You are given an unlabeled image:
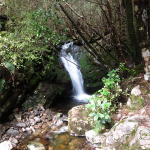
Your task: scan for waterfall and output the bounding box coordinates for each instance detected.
[60,42,90,100]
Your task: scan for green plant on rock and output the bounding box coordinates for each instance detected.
[86,67,127,134]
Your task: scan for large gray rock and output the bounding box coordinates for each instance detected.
[106,120,139,146]
[85,113,150,149]
[68,104,94,136]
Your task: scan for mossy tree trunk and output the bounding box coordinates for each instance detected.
[0,72,41,122]
[134,0,150,41]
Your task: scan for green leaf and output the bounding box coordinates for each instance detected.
[0,79,5,92]
[89,113,95,117]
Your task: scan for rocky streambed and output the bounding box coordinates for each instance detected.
[0,104,95,150]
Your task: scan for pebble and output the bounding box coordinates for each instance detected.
[45,109,51,115]
[34,109,40,116]
[0,104,70,150]
[25,112,31,116]
[9,137,18,144]
[28,107,33,112]
[7,129,19,135]
[15,114,22,123]
[116,113,122,121]
[34,117,41,123]
[30,126,35,133]
[42,124,47,129]
[16,123,26,128]
[47,116,52,121]
[56,119,63,127]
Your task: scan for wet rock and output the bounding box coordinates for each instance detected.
[9,137,18,144]
[56,119,63,127]
[25,112,31,116]
[26,127,32,134]
[0,141,13,150]
[15,114,22,123]
[30,126,35,133]
[47,116,52,121]
[16,123,26,128]
[28,107,33,112]
[34,117,41,123]
[27,140,46,150]
[41,117,47,123]
[43,113,47,117]
[7,129,19,135]
[41,124,47,129]
[37,104,45,111]
[34,109,40,116]
[22,128,26,132]
[52,126,68,134]
[56,113,63,118]
[45,109,51,115]
[29,118,35,125]
[68,104,94,136]
[116,113,122,121]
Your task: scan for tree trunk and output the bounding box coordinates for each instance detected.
[125,0,142,65]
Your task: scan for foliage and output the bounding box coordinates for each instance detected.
[79,51,108,83]
[0,79,5,92]
[3,62,15,75]
[119,63,137,77]
[86,66,128,133]
[0,0,70,86]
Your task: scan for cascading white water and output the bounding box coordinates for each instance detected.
[60,42,90,100]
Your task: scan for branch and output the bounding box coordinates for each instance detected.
[65,2,83,19]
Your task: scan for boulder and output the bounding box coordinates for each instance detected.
[106,120,139,146]
[68,104,94,136]
[85,113,150,149]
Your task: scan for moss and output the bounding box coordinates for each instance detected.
[113,120,125,131]
[131,129,136,136]
[137,96,144,107]
[140,82,147,87]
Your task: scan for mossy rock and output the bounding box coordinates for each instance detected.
[68,104,94,136]
[127,94,144,110]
